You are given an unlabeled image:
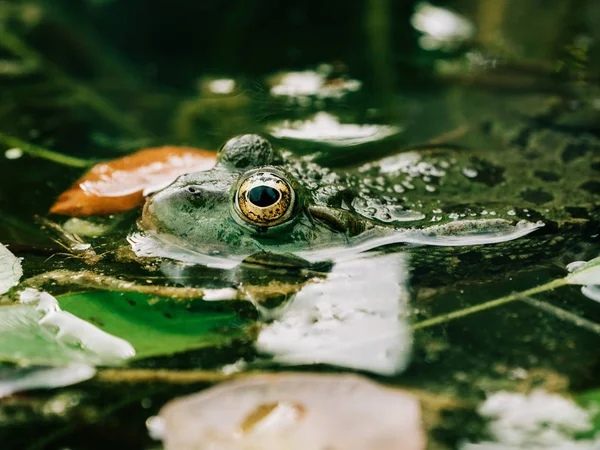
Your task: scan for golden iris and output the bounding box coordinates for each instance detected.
[234,171,295,227]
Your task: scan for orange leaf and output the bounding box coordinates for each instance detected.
[50,146,217,216]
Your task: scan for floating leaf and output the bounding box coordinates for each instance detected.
[0,364,96,398]
[0,243,21,294]
[157,374,425,450]
[57,291,250,360]
[566,257,600,285]
[50,146,216,216]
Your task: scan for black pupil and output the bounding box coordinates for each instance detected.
[248,185,280,207]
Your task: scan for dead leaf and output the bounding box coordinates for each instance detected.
[50,147,216,216]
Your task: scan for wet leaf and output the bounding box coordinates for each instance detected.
[566,257,600,285]
[257,253,412,375]
[0,243,22,294]
[576,389,600,437]
[49,146,216,216]
[57,291,251,360]
[464,390,600,449]
[0,289,250,366]
[0,289,134,366]
[157,374,425,450]
[0,365,96,398]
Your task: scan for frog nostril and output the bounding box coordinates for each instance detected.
[187,186,200,195]
[248,185,280,207]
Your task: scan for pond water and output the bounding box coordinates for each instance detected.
[0,1,599,449]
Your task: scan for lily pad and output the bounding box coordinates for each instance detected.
[0,243,22,294]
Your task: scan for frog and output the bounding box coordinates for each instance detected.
[137,88,600,284]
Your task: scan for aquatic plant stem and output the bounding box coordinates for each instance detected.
[412,278,567,330]
[519,295,600,335]
[0,29,149,137]
[0,132,92,168]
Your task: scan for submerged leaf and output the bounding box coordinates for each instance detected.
[463,390,600,449]
[0,289,250,367]
[0,243,22,294]
[57,291,250,360]
[157,374,425,450]
[256,253,411,375]
[0,289,134,366]
[50,146,216,216]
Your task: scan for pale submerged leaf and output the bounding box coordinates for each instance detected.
[0,242,22,294]
[156,374,425,450]
[256,253,411,376]
[0,364,95,398]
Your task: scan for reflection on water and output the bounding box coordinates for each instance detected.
[257,253,411,375]
[411,2,475,51]
[129,218,545,268]
[268,64,362,104]
[268,112,402,146]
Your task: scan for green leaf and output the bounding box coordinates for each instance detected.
[0,242,22,294]
[0,291,134,366]
[0,290,252,367]
[576,389,600,438]
[57,291,252,360]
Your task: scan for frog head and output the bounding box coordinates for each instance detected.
[140,135,367,257]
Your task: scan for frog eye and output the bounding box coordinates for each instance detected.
[234,171,296,228]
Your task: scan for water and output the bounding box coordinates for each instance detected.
[1,0,600,449]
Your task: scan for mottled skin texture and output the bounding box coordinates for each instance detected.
[141,93,599,281]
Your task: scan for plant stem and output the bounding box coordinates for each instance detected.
[0,133,94,168]
[519,295,600,335]
[0,132,92,168]
[0,29,149,137]
[412,277,568,330]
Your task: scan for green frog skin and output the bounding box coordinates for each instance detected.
[138,93,599,280]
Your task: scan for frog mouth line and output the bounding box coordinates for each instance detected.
[307,206,367,237]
